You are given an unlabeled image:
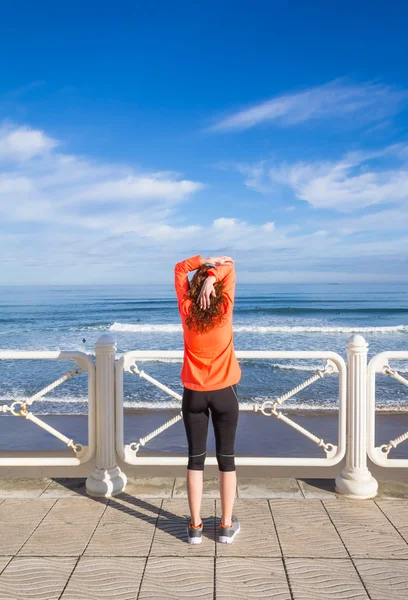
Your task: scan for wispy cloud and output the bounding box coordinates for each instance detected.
[2,121,408,283]
[209,80,407,132]
[243,143,408,211]
[0,122,204,230]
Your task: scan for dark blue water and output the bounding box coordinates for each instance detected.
[1,283,408,414]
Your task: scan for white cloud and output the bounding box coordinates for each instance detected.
[209,80,407,132]
[0,122,204,228]
[244,144,408,212]
[81,175,203,202]
[0,123,57,161]
[2,122,408,283]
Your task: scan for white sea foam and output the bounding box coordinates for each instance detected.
[109,322,408,334]
[2,394,408,414]
[0,394,88,404]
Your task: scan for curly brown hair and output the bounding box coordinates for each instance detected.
[184,265,228,334]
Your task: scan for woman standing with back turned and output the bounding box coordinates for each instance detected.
[174,254,241,544]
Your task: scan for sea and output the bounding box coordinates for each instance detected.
[1,283,408,416]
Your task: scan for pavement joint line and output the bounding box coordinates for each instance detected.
[38,478,53,497]
[374,500,408,547]
[136,556,148,600]
[14,498,58,556]
[170,477,176,497]
[136,499,163,600]
[0,556,12,576]
[321,499,372,599]
[214,500,218,557]
[57,555,81,600]
[6,553,408,560]
[267,500,294,600]
[295,478,305,498]
[213,555,216,600]
[80,499,109,556]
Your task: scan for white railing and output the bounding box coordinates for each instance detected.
[116,349,346,467]
[367,350,408,468]
[1,333,407,499]
[0,350,95,466]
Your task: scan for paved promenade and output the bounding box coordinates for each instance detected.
[0,477,408,599]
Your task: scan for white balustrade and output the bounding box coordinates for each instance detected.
[0,351,95,466]
[116,350,347,467]
[367,350,408,468]
[2,335,407,498]
[86,335,127,497]
[335,335,378,498]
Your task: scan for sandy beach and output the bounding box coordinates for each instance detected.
[1,410,407,460]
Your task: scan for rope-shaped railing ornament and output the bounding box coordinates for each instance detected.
[380,364,408,456]
[129,363,182,401]
[255,361,337,455]
[126,359,338,456]
[257,361,336,415]
[129,412,183,455]
[0,364,84,454]
[0,365,83,415]
[382,365,408,388]
[380,431,408,455]
[127,362,182,454]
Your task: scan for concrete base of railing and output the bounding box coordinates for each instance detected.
[335,467,378,499]
[86,465,127,497]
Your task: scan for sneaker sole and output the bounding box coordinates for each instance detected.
[218,525,240,544]
[186,526,203,544]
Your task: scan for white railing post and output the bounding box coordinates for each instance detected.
[86,334,127,497]
[335,334,378,498]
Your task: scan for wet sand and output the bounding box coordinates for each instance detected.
[1,411,407,460]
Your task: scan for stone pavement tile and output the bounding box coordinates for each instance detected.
[104,496,162,523]
[85,497,161,556]
[0,556,76,600]
[138,556,213,599]
[238,478,302,499]
[40,478,87,497]
[61,556,145,600]
[270,499,347,558]
[0,499,55,555]
[123,477,175,498]
[216,499,281,557]
[376,500,408,544]
[297,479,337,499]
[150,499,215,556]
[0,478,52,498]
[377,480,408,500]
[285,557,369,599]
[324,500,408,559]
[216,557,291,599]
[173,477,230,498]
[85,519,156,556]
[354,559,408,600]
[18,497,107,556]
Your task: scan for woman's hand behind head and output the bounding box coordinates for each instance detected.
[204,256,233,266]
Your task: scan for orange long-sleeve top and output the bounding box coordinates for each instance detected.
[174,254,241,391]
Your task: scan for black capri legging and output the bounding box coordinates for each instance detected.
[182,384,239,472]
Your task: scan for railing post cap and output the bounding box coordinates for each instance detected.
[95,334,116,347]
[347,334,368,349]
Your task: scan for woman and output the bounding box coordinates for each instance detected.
[174,254,241,544]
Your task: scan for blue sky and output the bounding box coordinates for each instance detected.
[1,0,408,284]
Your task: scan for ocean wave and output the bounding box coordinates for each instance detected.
[237,307,408,315]
[109,322,408,334]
